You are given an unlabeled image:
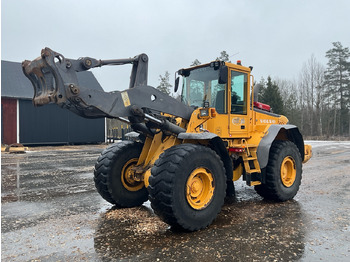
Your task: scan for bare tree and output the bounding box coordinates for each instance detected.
[275,78,300,127]
[298,54,325,136]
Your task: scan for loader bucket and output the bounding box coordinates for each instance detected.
[22,48,68,107]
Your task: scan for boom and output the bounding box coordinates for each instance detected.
[22,48,193,126]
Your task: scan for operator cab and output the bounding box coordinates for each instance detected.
[176,60,252,137]
[177,61,249,116]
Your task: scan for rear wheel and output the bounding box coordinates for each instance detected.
[148,144,226,231]
[94,141,148,207]
[255,140,302,201]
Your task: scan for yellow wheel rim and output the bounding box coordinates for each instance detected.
[280,156,296,187]
[186,167,215,210]
[121,158,144,191]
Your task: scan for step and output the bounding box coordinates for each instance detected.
[250,181,262,186]
[245,168,260,173]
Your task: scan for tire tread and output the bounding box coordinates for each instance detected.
[149,144,226,231]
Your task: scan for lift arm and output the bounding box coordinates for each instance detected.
[22,48,193,123]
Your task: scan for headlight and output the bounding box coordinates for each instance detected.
[199,108,209,117]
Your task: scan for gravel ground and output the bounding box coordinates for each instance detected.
[1,141,350,261]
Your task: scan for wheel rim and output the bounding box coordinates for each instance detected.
[280,156,296,187]
[121,158,144,191]
[186,167,215,210]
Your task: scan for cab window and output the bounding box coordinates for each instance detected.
[231,71,247,114]
[181,66,226,114]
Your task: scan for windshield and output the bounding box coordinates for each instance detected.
[181,66,226,113]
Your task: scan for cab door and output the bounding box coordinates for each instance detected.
[229,70,250,137]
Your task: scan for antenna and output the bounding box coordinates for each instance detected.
[229,52,240,58]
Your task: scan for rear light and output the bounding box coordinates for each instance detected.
[210,108,216,117]
[229,147,244,153]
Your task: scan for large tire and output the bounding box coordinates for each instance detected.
[94,141,148,207]
[148,144,226,231]
[255,140,302,201]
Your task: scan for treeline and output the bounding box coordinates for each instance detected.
[259,42,350,138]
[157,43,350,138]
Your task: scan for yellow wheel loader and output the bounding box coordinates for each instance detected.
[22,48,312,231]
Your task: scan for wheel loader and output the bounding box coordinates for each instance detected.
[22,48,312,231]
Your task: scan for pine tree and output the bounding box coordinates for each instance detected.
[156,71,172,95]
[217,51,231,62]
[190,59,201,66]
[324,42,350,136]
[260,76,284,114]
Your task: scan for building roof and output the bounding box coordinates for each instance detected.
[1,60,104,99]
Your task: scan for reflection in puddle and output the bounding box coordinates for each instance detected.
[1,152,97,204]
[94,198,305,261]
[1,161,21,202]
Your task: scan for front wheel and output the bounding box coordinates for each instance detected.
[94,141,148,207]
[255,140,302,201]
[148,144,226,231]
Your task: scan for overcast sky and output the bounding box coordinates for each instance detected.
[2,0,350,93]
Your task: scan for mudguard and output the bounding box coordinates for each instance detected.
[177,132,218,140]
[178,132,233,182]
[257,125,305,169]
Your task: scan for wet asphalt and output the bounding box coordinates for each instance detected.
[1,141,350,261]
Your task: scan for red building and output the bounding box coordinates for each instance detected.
[1,97,17,144]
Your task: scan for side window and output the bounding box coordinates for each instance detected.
[231,71,247,114]
[211,80,226,114]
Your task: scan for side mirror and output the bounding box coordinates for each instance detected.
[174,77,180,93]
[218,66,228,84]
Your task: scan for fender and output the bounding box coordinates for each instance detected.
[178,132,218,140]
[257,124,305,169]
[178,132,233,182]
